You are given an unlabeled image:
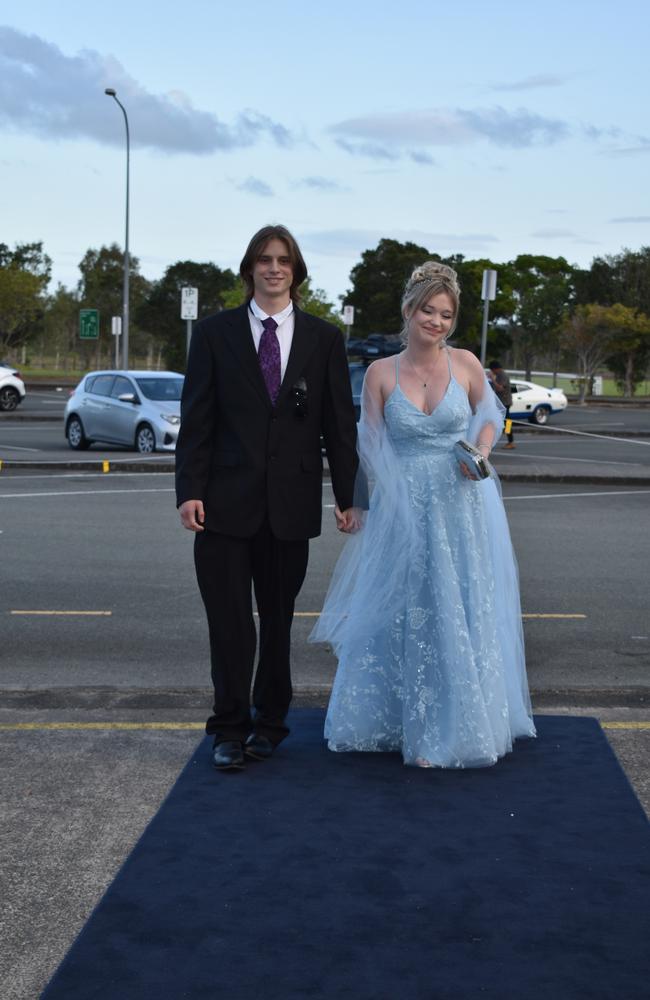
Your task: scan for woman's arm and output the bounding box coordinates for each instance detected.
[464,352,498,457]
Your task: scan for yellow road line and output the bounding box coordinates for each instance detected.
[8,611,585,620]
[601,722,650,730]
[0,722,204,731]
[10,610,112,616]
[522,614,587,620]
[0,721,648,732]
[294,613,588,620]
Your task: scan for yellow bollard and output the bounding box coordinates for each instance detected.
[102,460,110,473]
[505,418,512,435]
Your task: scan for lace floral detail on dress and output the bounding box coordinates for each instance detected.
[321,372,536,769]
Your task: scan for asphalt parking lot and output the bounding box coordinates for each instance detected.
[1,400,649,1000]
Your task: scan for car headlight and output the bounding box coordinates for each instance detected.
[161,413,180,425]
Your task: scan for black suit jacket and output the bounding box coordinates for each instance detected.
[175,303,359,540]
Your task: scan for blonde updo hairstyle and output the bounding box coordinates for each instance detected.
[400,261,461,344]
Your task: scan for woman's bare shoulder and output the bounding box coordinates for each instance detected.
[449,347,484,374]
[365,355,399,384]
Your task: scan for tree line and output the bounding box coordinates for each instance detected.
[1,238,649,396]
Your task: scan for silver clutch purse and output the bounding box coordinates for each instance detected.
[454,439,491,480]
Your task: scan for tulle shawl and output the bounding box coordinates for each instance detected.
[310,366,520,667]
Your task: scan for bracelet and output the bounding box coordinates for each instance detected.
[477,443,490,454]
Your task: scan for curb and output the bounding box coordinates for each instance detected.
[0,459,174,473]
[0,685,648,711]
[0,459,649,485]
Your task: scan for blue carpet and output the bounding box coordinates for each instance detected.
[42,713,649,1000]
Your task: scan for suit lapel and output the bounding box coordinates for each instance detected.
[276,307,319,409]
[222,304,272,408]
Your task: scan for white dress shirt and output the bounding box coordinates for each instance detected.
[248,299,295,381]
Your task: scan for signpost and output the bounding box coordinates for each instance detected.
[79,309,99,341]
[342,304,354,342]
[181,288,199,359]
[479,270,497,367]
[111,315,122,367]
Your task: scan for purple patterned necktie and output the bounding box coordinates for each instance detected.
[258,316,281,404]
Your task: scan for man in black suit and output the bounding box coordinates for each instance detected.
[176,225,361,771]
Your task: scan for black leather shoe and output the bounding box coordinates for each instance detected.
[244,733,275,761]
[212,741,245,770]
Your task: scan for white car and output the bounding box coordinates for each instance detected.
[509,378,568,425]
[0,363,26,411]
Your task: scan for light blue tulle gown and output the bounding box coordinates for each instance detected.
[311,352,536,768]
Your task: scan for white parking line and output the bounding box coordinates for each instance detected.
[497,451,645,467]
[505,489,650,501]
[0,487,175,499]
[0,444,41,452]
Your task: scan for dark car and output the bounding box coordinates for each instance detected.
[346,333,401,360]
[348,361,368,420]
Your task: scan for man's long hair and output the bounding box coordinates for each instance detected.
[239,225,308,302]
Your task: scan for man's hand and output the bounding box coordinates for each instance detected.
[179,499,205,532]
[335,505,363,534]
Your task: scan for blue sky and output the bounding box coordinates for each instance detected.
[1,0,649,305]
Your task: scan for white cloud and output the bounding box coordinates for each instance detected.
[294,176,346,192]
[300,228,499,258]
[0,27,294,154]
[608,216,650,223]
[330,106,570,155]
[237,177,274,197]
[530,228,578,238]
[491,73,568,92]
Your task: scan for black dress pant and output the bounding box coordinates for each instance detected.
[194,520,309,745]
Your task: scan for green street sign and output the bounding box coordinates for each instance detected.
[80,309,100,340]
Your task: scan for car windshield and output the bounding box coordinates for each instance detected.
[134,377,184,401]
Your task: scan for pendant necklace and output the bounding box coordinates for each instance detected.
[406,346,446,387]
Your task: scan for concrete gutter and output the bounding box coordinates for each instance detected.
[0,456,649,484]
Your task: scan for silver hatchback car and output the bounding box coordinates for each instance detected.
[64,370,184,453]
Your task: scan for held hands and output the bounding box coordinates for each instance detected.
[335,505,363,534]
[179,499,205,532]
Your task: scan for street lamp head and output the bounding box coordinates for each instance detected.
[104,87,116,96]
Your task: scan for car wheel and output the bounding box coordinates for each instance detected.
[135,423,156,453]
[530,406,550,425]
[0,386,20,411]
[66,415,91,450]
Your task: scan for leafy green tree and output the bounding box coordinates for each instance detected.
[504,255,576,379]
[577,247,650,315]
[300,278,343,328]
[344,238,431,335]
[221,276,247,310]
[78,244,151,365]
[137,260,238,370]
[42,284,84,370]
[602,304,650,397]
[444,255,515,355]
[0,241,52,286]
[0,268,44,352]
[561,304,619,403]
[0,242,52,351]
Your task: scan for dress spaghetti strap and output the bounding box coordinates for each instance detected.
[445,345,453,378]
[395,354,401,388]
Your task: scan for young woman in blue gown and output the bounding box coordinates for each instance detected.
[311,262,536,768]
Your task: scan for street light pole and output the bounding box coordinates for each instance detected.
[104,88,130,369]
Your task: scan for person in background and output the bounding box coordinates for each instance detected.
[487,360,514,448]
